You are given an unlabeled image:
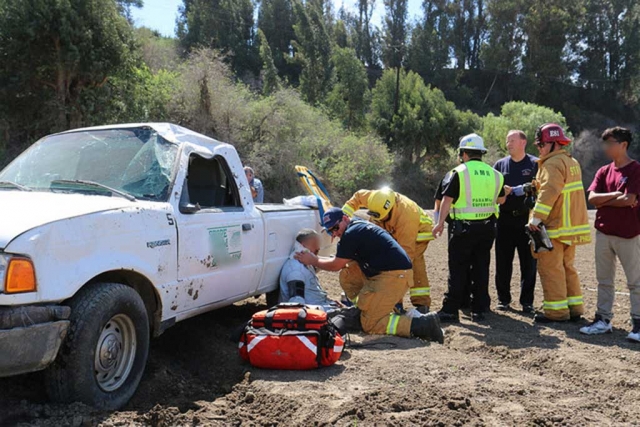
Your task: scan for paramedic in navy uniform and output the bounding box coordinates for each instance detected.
[493,130,538,313]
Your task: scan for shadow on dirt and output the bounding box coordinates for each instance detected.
[455,311,564,350]
[568,324,640,351]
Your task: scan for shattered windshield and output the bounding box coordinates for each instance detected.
[0,127,178,201]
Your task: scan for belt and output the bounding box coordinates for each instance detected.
[500,209,529,217]
[458,217,496,225]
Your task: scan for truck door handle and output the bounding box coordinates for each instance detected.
[242,223,253,231]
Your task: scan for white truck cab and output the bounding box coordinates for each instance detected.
[0,123,328,409]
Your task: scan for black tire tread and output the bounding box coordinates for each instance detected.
[45,282,149,409]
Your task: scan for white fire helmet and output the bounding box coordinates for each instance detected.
[458,133,487,154]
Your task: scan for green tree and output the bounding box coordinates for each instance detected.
[370,69,480,166]
[136,27,180,73]
[326,47,369,130]
[0,0,137,133]
[257,29,280,96]
[406,0,451,82]
[382,0,408,69]
[449,0,486,70]
[333,19,350,48]
[481,0,526,73]
[176,0,258,76]
[480,101,570,155]
[257,0,299,83]
[292,0,333,105]
[355,0,382,68]
[338,0,382,85]
[521,0,582,87]
[577,1,640,102]
[117,0,143,23]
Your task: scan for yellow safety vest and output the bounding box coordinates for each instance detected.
[449,161,504,220]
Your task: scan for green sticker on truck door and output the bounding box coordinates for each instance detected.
[208,225,242,267]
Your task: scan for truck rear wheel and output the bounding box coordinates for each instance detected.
[45,283,150,410]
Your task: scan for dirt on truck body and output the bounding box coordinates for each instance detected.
[1,222,639,427]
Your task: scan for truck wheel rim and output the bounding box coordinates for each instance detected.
[94,314,137,392]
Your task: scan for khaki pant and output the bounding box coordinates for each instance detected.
[595,231,640,320]
[535,239,584,321]
[409,241,431,308]
[339,263,413,337]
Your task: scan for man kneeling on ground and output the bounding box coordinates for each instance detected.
[294,207,444,343]
[279,229,340,311]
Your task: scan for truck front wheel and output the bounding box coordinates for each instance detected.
[45,283,150,410]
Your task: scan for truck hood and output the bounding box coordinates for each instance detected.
[0,191,137,248]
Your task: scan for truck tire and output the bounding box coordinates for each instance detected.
[45,282,150,410]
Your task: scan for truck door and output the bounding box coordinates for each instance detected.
[175,154,263,312]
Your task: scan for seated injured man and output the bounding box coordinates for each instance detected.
[279,229,340,311]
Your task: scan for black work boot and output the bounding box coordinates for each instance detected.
[415,305,429,314]
[327,307,362,334]
[410,312,445,344]
[437,310,460,324]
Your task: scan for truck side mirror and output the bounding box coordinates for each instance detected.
[179,202,201,214]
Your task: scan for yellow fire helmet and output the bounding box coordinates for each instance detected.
[367,187,396,221]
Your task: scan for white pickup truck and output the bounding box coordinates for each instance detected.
[0,123,329,410]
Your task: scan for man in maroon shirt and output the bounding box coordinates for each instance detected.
[580,127,640,342]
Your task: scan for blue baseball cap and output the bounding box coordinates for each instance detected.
[322,207,345,230]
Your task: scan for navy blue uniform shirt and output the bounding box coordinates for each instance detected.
[336,220,412,277]
[493,154,538,213]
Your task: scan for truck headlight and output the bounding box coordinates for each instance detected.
[0,254,37,294]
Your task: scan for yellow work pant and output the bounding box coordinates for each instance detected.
[339,263,413,337]
[409,241,431,307]
[535,239,584,321]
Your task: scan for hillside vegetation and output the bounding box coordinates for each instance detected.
[1,0,638,205]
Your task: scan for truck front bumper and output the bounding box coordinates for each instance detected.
[0,305,71,377]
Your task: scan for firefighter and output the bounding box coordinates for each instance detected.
[342,188,434,313]
[432,134,506,323]
[295,207,444,343]
[527,123,590,323]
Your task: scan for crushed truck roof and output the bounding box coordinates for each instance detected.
[58,122,225,150]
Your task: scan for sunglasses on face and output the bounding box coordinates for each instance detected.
[367,210,381,219]
[534,141,549,148]
[327,224,340,235]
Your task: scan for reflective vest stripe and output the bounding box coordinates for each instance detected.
[563,193,571,230]
[568,296,584,306]
[297,335,318,355]
[493,168,502,205]
[247,335,268,352]
[417,232,434,242]
[563,182,584,192]
[420,210,433,225]
[534,202,552,215]
[451,162,502,220]
[410,287,431,296]
[386,314,400,335]
[342,204,355,217]
[543,300,569,310]
[454,206,498,214]
[547,225,591,238]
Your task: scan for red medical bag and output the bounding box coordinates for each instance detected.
[239,303,344,370]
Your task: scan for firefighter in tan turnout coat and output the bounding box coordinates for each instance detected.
[528,124,591,323]
[342,188,434,312]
